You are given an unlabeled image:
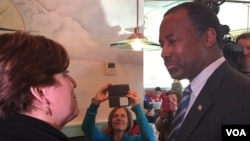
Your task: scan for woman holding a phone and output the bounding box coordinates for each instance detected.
[81,83,154,141]
[155,90,181,141]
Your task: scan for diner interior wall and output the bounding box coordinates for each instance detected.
[8,0,145,125]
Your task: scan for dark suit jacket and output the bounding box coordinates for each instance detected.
[175,61,250,141]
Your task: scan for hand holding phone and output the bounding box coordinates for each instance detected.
[162,95,170,112]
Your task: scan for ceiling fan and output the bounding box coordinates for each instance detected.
[110,0,161,51]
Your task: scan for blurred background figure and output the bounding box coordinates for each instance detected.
[151,87,163,118]
[144,91,156,123]
[144,91,151,103]
[171,79,183,96]
[144,91,159,141]
[236,32,250,76]
[155,90,181,141]
[152,87,163,102]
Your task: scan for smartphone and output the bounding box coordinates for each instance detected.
[162,95,170,112]
[108,84,129,96]
[108,84,130,108]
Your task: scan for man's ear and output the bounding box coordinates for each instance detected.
[204,27,217,48]
[29,86,46,102]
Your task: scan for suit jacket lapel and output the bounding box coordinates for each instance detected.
[176,61,232,141]
[176,86,213,141]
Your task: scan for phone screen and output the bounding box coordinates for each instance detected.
[162,95,170,111]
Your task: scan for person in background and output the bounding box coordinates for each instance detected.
[0,32,79,141]
[155,90,181,141]
[171,79,183,96]
[143,92,156,123]
[159,2,250,141]
[151,87,163,118]
[81,83,154,141]
[144,91,151,103]
[152,87,163,102]
[143,91,158,141]
[236,32,250,76]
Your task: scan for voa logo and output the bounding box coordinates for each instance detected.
[226,129,246,136]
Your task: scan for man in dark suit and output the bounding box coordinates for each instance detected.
[158,2,250,141]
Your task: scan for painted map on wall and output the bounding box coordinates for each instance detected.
[10,0,143,64]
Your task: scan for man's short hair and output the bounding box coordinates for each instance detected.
[236,32,250,43]
[155,87,161,91]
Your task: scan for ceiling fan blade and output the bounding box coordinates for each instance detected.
[110,40,130,46]
[110,39,161,51]
[110,39,160,46]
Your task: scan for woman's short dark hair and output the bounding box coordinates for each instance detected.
[0,31,69,119]
[155,87,161,91]
[166,90,181,105]
[107,107,134,133]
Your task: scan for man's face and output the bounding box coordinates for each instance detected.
[155,90,161,98]
[159,9,207,80]
[237,38,250,73]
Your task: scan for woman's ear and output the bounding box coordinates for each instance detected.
[29,86,46,102]
[30,86,52,116]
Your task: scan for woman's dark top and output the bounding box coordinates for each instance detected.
[0,113,70,141]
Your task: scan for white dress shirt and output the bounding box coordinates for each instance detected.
[184,57,226,118]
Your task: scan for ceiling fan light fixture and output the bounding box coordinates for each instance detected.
[110,0,161,51]
[110,38,161,51]
[130,38,145,51]
[127,27,146,39]
[110,30,161,51]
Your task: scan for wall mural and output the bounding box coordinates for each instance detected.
[7,0,143,64]
[0,0,25,34]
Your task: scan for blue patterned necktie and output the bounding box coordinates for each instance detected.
[167,85,192,141]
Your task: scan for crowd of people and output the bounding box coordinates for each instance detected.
[143,79,183,141]
[0,1,250,141]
